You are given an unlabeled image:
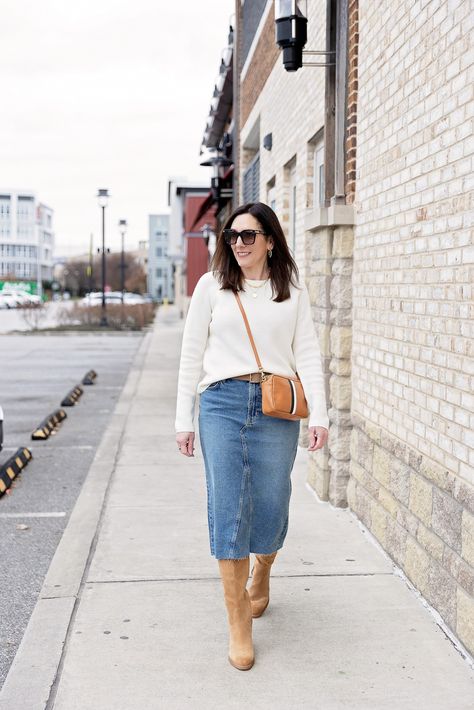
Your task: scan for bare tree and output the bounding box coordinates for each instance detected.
[20,304,48,331]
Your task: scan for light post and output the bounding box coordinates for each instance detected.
[96,189,109,326]
[118,219,127,305]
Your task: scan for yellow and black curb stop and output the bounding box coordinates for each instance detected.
[31,409,67,440]
[82,370,97,385]
[0,447,33,497]
[61,385,84,407]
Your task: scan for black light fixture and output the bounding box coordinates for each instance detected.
[275,0,335,72]
[118,219,127,306]
[96,188,109,326]
[263,133,273,151]
[200,153,233,204]
[275,0,308,71]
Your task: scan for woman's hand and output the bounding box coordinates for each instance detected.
[176,432,195,457]
[307,426,328,452]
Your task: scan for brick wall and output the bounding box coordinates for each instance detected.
[238,0,350,502]
[240,0,327,265]
[345,0,358,202]
[240,4,280,128]
[349,0,474,655]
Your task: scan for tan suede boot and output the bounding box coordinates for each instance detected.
[248,551,278,618]
[218,557,254,670]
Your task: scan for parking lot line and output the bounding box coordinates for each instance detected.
[0,512,67,518]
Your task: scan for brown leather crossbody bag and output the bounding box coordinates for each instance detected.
[234,292,309,421]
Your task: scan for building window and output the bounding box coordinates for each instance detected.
[156,247,163,257]
[0,196,11,217]
[307,130,324,210]
[314,141,325,208]
[267,178,276,212]
[156,268,162,277]
[289,164,297,254]
[243,153,260,203]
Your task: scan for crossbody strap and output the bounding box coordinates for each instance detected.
[233,292,266,377]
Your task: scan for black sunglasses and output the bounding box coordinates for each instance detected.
[222,229,267,245]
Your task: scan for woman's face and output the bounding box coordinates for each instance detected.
[229,213,274,274]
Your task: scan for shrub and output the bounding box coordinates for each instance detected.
[57,302,156,330]
[20,304,48,331]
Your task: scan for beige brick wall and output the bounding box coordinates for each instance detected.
[239,0,354,504]
[350,0,474,655]
[240,0,337,493]
[240,0,327,270]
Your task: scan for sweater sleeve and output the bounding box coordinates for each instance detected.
[292,284,329,430]
[175,274,212,432]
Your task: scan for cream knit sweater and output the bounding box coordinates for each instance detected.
[175,271,329,432]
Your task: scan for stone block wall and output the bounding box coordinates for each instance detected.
[351,0,474,655]
[306,224,353,505]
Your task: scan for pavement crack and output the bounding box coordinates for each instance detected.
[82,571,394,585]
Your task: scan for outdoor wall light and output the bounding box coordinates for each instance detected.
[263,133,273,151]
[200,153,233,203]
[275,0,335,72]
[275,0,308,71]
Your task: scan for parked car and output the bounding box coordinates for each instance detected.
[17,290,41,306]
[123,293,147,305]
[80,292,123,307]
[1,289,41,307]
[0,293,17,309]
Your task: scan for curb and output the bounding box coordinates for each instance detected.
[0,331,152,710]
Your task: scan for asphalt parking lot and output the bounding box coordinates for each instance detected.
[0,333,142,689]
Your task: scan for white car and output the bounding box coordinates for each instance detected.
[80,292,123,307]
[0,293,17,309]
[1,289,41,307]
[123,292,146,305]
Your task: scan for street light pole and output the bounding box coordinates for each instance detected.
[118,219,127,305]
[96,189,109,327]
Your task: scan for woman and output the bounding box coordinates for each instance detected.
[175,202,328,671]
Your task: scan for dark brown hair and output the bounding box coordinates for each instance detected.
[210,202,300,302]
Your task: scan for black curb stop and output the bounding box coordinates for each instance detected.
[82,370,98,385]
[61,385,84,407]
[32,409,67,440]
[0,447,33,497]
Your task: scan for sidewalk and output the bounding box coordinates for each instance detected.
[1,306,473,710]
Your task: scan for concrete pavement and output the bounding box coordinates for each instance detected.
[1,305,473,710]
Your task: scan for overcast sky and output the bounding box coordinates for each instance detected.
[0,0,234,256]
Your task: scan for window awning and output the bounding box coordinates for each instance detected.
[189,191,216,232]
[189,165,234,232]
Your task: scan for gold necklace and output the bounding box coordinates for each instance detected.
[244,278,269,298]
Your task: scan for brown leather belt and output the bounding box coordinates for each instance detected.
[231,372,267,383]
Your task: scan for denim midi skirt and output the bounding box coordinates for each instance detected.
[198,378,300,560]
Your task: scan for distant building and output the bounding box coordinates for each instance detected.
[135,240,148,272]
[0,189,54,296]
[148,215,172,301]
[167,179,216,315]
